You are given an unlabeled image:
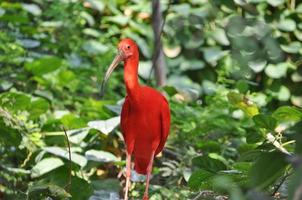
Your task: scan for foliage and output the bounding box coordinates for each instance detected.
[0,0,302,200]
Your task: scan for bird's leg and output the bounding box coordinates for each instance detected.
[143,151,155,200]
[124,153,131,200]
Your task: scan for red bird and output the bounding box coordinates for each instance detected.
[101,39,170,200]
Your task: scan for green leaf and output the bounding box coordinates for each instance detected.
[29,98,49,119]
[86,0,104,12]
[203,47,226,63]
[236,80,249,93]
[61,114,87,129]
[288,166,302,200]
[227,92,243,104]
[70,176,93,200]
[272,106,302,122]
[265,63,288,79]
[296,3,302,13]
[267,0,284,7]
[163,86,178,96]
[212,28,230,46]
[253,114,277,131]
[43,147,87,167]
[0,92,31,112]
[277,19,296,32]
[248,60,267,73]
[28,182,71,199]
[25,56,62,76]
[277,85,290,101]
[82,40,109,55]
[281,42,301,53]
[85,149,118,162]
[188,169,215,190]
[87,116,120,135]
[249,151,288,189]
[0,116,22,146]
[192,155,227,173]
[22,3,41,16]
[31,158,64,178]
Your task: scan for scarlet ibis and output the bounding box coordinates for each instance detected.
[101,38,170,200]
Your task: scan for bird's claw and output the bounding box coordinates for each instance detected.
[143,195,149,200]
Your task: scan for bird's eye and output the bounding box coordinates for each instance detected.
[127,45,130,49]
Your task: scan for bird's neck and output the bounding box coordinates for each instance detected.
[124,56,140,99]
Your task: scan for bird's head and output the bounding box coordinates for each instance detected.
[100,38,138,97]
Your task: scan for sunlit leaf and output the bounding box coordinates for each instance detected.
[43,147,87,167]
[85,149,118,162]
[31,158,64,178]
[272,106,302,122]
[88,116,120,135]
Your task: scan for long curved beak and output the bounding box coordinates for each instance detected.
[100,50,125,97]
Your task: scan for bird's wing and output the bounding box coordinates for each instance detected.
[121,96,130,142]
[155,97,171,155]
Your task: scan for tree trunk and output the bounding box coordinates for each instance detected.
[152,0,167,86]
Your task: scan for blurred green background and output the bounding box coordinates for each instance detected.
[1,0,302,199]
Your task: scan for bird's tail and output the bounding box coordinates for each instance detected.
[134,157,150,175]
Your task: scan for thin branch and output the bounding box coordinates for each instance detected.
[271,172,292,197]
[63,126,72,192]
[148,0,172,85]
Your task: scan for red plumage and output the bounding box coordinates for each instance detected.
[121,87,170,174]
[101,38,170,200]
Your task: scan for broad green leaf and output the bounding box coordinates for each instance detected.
[86,0,104,12]
[212,28,230,46]
[0,116,22,146]
[253,114,277,131]
[249,151,288,189]
[31,158,64,178]
[288,167,302,200]
[188,169,214,190]
[85,149,118,162]
[67,128,90,144]
[61,114,87,129]
[265,63,288,79]
[70,176,93,200]
[296,3,302,13]
[248,60,267,73]
[277,85,290,101]
[88,116,120,135]
[22,3,41,16]
[277,19,296,32]
[267,0,284,7]
[272,106,302,122]
[163,86,178,96]
[29,98,49,119]
[0,92,31,112]
[203,47,226,63]
[43,147,87,167]
[281,42,301,53]
[192,155,227,173]
[82,40,109,55]
[25,56,62,76]
[236,80,249,93]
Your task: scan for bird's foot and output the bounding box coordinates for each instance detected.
[142,195,149,200]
